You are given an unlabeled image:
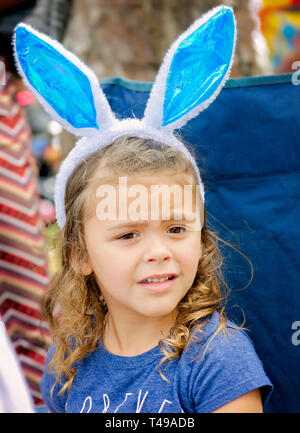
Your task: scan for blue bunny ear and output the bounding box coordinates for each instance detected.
[13,24,115,136]
[143,6,236,131]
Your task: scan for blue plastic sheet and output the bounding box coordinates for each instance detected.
[15,26,98,130]
[163,7,235,126]
[99,73,300,413]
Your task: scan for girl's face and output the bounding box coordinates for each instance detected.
[82,172,203,322]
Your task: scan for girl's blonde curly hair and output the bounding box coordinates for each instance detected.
[42,136,250,398]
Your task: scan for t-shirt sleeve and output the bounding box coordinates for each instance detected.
[187,321,273,413]
[40,343,68,413]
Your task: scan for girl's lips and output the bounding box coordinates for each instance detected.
[138,273,177,283]
[138,276,177,293]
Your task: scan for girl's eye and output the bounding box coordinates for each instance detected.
[118,232,138,240]
[168,226,186,234]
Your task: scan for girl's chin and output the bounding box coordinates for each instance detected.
[132,303,179,319]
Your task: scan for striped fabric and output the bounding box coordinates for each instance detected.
[0,62,52,406]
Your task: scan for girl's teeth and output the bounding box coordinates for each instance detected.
[145,277,172,283]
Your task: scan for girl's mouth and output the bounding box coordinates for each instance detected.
[138,275,177,293]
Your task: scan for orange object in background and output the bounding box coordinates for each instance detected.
[258,0,300,72]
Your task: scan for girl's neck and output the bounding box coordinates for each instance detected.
[102,310,177,357]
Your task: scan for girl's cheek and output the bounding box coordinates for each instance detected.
[186,233,202,251]
[182,240,202,267]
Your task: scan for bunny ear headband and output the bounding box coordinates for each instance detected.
[13,5,236,229]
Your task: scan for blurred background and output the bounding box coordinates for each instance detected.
[0,0,299,408]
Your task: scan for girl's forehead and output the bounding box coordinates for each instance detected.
[91,169,195,188]
[85,169,204,229]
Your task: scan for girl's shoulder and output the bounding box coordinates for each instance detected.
[178,311,273,412]
[182,310,260,364]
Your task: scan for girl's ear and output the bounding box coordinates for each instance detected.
[68,246,93,276]
[143,6,236,132]
[13,24,115,137]
[81,261,93,276]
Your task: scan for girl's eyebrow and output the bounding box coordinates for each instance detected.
[106,211,197,231]
[106,221,148,231]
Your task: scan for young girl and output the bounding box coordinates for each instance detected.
[13,6,273,413]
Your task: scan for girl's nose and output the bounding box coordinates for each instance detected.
[143,237,172,263]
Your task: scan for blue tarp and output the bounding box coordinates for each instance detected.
[99,73,300,413]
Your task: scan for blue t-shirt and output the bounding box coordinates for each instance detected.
[41,311,273,413]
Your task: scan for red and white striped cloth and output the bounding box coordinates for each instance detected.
[0,62,52,406]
